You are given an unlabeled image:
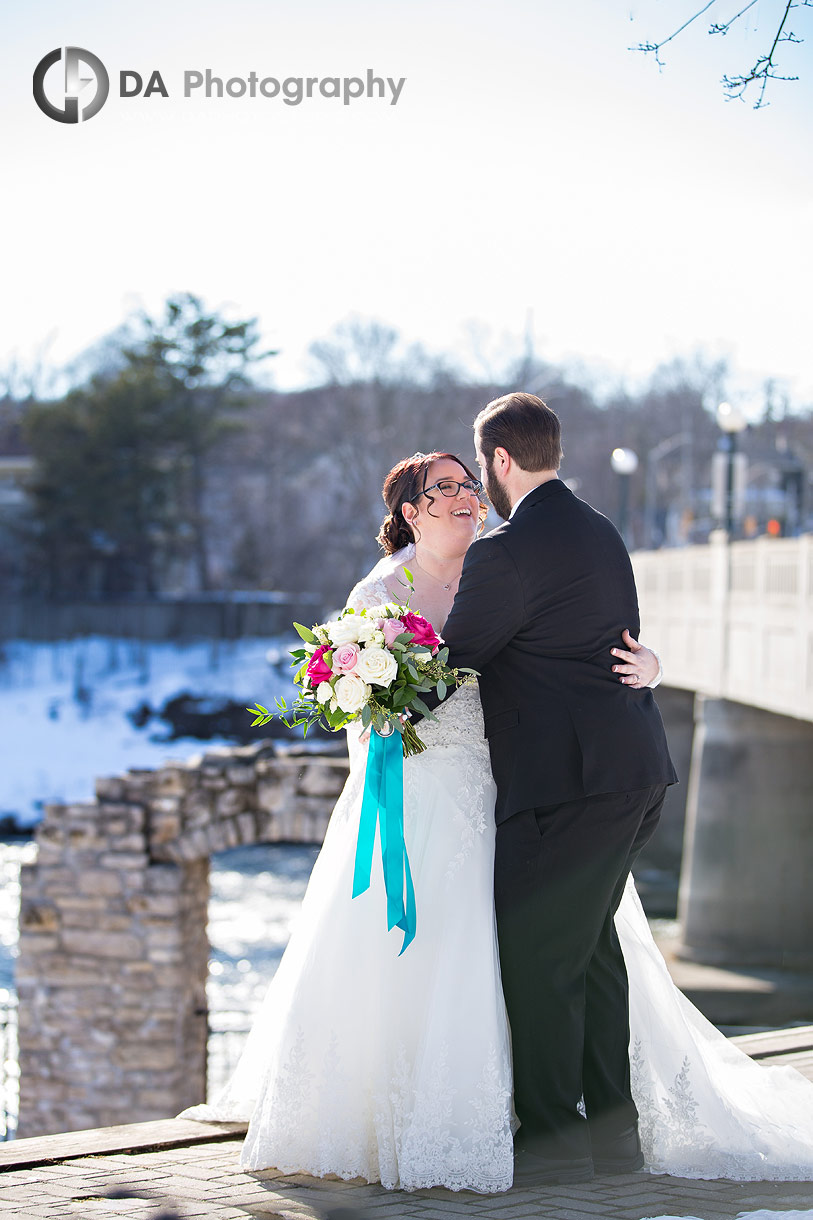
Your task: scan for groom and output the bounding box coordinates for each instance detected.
[423,392,676,1186]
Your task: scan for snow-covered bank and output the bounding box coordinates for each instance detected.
[0,636,297,828]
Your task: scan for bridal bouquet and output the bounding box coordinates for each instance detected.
[248,578,476,954]
[248,583,475,758]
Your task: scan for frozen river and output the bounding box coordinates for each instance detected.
[0,634,296,828]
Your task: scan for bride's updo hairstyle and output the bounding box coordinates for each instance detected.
[377,451,487,554]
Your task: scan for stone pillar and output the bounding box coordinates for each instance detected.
[635,687,694,889]
[16,741,350,1138]
[678,696,813,969]
[16,789,209,1137]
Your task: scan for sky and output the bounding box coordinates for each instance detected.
[2,0,812,406]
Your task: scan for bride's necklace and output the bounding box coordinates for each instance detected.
[414,553,461,592]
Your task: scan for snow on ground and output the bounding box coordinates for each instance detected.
[0,635,297,827]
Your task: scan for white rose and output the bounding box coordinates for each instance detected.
[334,672,371,713]
[316,681,333,704]
[355,646,399,688]
[355,617,380,643]
[325,616,361,645]
[365,603,399,621]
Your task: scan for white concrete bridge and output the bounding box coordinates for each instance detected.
[631,534,813,973]
[633,533,813,722]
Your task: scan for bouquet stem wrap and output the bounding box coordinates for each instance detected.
[352,727,416,954]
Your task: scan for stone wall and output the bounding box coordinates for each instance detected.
[17,741,350,1138]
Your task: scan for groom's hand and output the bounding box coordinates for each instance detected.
[611,629,662,689]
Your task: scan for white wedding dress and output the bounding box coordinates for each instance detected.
[182,552,813,1190]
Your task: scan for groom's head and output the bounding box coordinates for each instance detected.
[474,392,562,519]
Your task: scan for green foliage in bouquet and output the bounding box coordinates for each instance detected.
[248,573,476,757]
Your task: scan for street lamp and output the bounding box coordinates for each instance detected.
[611,447,639,546]
[714,402,748,535]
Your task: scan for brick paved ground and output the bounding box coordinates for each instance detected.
[1,1130,812,1220]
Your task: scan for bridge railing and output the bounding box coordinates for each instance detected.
[632,534,813,724]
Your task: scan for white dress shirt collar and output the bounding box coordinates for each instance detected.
[509,484,545,519]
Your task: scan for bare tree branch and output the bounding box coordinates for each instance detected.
[630,0,812,107]
[708,0,760,37]
[721,0,805,107]
[631,0,719,66]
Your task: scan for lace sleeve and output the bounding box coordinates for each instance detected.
[345,572,391,614]
[343,543,414,615]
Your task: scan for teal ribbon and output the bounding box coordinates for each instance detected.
[352,728,416,955]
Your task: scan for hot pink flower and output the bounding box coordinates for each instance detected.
[332,642,360,673]
[306,645,333,685]
[400,611,441,654]
[382,618,405,648]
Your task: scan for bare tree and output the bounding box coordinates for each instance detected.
[309,317,402,386]
[0,337,60,403]
[631,0,812,108]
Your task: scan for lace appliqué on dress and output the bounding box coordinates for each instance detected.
[345,573,393,615]
[632,1040,715,1170]
[405,683,492,879]
[243,1027,513,1193]
[631,1034,813,1180]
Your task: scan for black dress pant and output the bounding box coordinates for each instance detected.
[494,784,666,1163]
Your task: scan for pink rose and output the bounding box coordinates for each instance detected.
[306,645,333,685]
[382,618,405,648]
[332,642,360,673]
[400,611,441,654]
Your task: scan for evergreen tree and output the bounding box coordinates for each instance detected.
[123,294,275,589]
[23,294,274,597]
[25,364,180,596]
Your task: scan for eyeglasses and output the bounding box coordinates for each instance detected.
[414,477,484,500]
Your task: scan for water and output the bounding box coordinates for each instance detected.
[207,845,319,1013]
[0,842,37,993]
[0,841,37,1137]
[206,843,320,1093]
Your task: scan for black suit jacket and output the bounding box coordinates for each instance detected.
[426,479,677,822]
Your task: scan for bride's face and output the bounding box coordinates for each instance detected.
[404,458,482,554]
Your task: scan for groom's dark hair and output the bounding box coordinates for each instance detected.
[474,392,562,472]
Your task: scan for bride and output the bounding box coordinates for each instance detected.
[182,451,813,1192]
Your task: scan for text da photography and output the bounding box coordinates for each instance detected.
[122,65,406,106]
